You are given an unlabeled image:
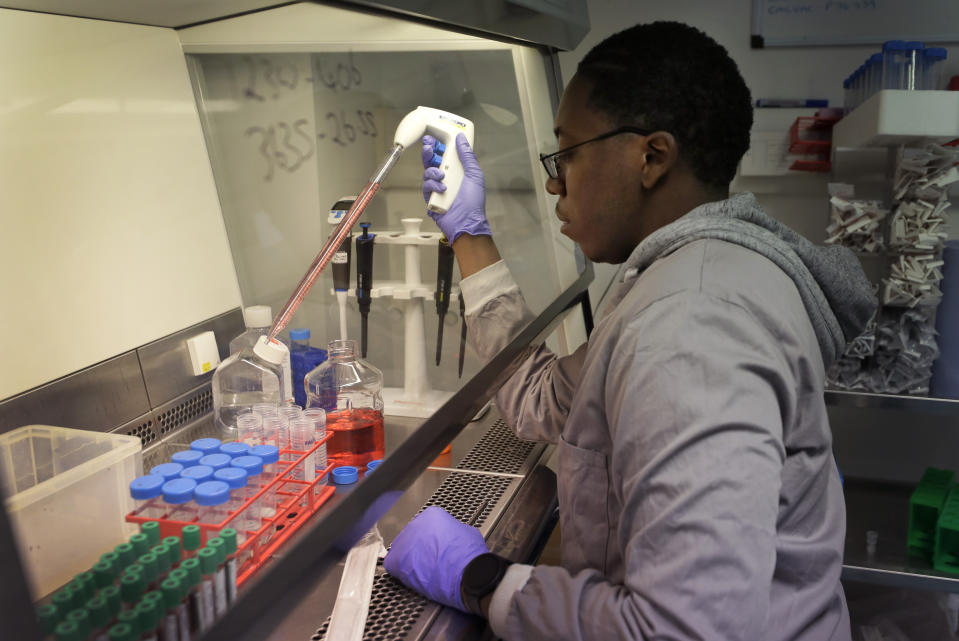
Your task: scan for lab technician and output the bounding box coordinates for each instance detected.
[385,21,876,641]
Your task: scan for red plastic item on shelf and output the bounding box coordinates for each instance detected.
[788,116,840,155]
[789,159,831,172]
[127,433,335,587]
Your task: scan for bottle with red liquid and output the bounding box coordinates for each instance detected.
[304,339,385,468]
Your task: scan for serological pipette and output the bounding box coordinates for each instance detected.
[267,106,475,341]
[458,291,467,378]
[355,223,375,358]
[434,236,455,365]
[329,196,356,341]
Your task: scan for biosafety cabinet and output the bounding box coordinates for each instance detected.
[0,2,592,640]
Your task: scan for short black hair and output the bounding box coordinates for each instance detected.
[576,21,753,190]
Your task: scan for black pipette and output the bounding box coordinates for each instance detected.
[458,291,467,378]
[356,222,375,357]
[434,237,455,365]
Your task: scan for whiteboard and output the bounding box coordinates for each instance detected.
[752,0,959,47]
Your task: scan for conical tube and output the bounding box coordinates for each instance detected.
[268,143,406,340]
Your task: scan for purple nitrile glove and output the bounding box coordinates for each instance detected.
[421,133,492,244]
[383,506,489,611]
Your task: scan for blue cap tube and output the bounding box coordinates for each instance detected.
[190,438,222,455]
[149,462,184,481]
[171,450,205,466]
[180,465,215,484]
[219,442,251,458]
[198,453,232,471]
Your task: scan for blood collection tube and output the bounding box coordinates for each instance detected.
[93,560,116,590]
[150,544,172,580]
[65,608,91,639]
[129,476,167,519]
[130,533,151,557]
[161,479,197,523]
[101,585,122,620]
[170,450,203,468]
[86,595,111,641]
[304,408,327,485]
[235,413,263,447]
[177,559,206,635]
[120,573,146,610]
[142,521,162,546]
[160,577,182,641]
[135,598,160,641]
[180,525,202,561]
[198,453,231,472]
[116,608,141,637]
[190,438,222,456]
[194,480,231,537]
[149,463,183,483]
[219,441,250,459]
[196,548,218,630]
[137,552,159,590]
[163,536,182,567]
[36,603,58,640]
[206,538,229,619]
[167,569,191,641]
[115,543,136,569]
[219,529,240,606]
[106,622,134,641]
[53,620,80,641]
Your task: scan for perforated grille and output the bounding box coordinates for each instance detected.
[457,418,535,474]
[123,417,159,447]
[311,573,428,641]
[155,388,213,436]
[419,471,512,528]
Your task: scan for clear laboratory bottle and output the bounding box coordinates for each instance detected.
[228,305,273,354]
[212,336,292,440]
[882,40,908,89]
[161,479,196,523]
[129,476,167,519]
[305,339,385,468]
[206,538,229,619]
[194,481,231,535]
[923,47,948,90]
[304,408,328,484]
[219,529,240,606]
[196,548,218,631]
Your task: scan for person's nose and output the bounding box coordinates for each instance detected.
[545,175,564,196]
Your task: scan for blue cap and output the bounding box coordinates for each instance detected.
[332,466,358,485]
[171,450,204,466]
[904,41,924,50]
[198,453,232,471]
[429,153,443,168]
[130,475,165,500]
[231,456,264,477]
[250,445,279,465]
[366,459,383,472]
[180,465,214,483]
[434,140,446,154]
[290,328,310,340]
[194,481,230,507]
[219,442,251,458]
[926,47,948,60]
[149,462,183,481]
[190,438,222,455]
[162,478,196,504]
[869,53,883,64]
[214,467,248,489]
[883,40,907,51]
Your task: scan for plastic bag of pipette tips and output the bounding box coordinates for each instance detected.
[846,582,957,640]
[325,526,387,641]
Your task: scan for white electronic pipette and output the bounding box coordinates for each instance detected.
[268,106,475,340]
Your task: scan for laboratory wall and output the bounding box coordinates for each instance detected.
[561,0,959,315]
[0,9,242,401]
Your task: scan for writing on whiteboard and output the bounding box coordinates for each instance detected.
[767,0,877,14]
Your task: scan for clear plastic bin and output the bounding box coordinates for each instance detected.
[0,425,142,598]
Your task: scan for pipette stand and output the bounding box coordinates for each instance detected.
[345,218,456,418]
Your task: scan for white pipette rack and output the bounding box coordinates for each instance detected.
[337,218,456,418]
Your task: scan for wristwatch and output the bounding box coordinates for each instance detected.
[460,553,512,616]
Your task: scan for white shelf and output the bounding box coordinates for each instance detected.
[832,90,959,149]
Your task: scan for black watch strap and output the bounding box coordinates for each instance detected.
[460,553,512,616]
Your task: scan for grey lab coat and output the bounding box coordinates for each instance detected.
[461,193,876,641]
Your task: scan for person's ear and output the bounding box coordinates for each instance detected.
[638,131,678,189]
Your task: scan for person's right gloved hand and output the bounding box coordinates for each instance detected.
[421,133,492,244]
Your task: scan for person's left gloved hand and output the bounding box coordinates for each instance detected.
[383,506,489,611]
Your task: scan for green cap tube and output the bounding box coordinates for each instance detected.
[99,551,120,575]
[35,603,59,634]
[52,589,76,615]
[220,528,238,556]
[181,525,202,552]
[151,543,171,575]
[161,577,182,610]
[208,537,226,564]
[54,619,80,641]
[168,567,189,586]
[142,590,164,606]
[100,584,122,615]
[180,557,201,585]
[141,520,161,545]
[107,622,134,641]
[120,573,145,604]
[198,547,218,574]
[92,560,115,588]
[129,532,150,556]
[65,607,91,638]
[163,535,182,563]
[85,595,110,629]
[71,576,91,602]
[114,542,136,568]
[135,599,161,635]
[137,552,159,584]
[115,609,140,636]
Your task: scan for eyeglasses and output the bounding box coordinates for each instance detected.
[539,126,651,180]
